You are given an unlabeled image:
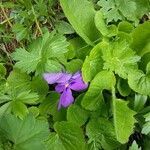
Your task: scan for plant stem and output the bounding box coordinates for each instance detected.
[32,6,43,36]
[0,5,13,28]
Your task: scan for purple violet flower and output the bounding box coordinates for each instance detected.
[43,71,88,109]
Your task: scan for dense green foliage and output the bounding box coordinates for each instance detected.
[0,0,150,149]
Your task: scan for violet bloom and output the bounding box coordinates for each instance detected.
[43,72,88,109]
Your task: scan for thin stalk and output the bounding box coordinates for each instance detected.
[32,6,43,36]
[0,5,13,28]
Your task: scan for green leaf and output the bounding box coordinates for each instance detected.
[98,0,150,25]
[131,21,150,56]
[12,32,69,74]
[98,0,122,23]
[55,21,75,34]
[47,121,86,150]
[86,118,120,150]
[102,40,140,79]
[60,0,100,45]
[82,42,104,82]
[128,70,150,96]
[39,92,66,121]
[118,21,134,33]
[82,71,116,111]
[12,24,29,41]
[0,114,49,150]
[65,59,83,73]
[67,104,89,126]
[129,141,141,150]
[0,63,6,77]
[113,99,136,143]
[7,69,31,92]
[30,76,49,99]
[11,101,29,119]
[134,94,147,112]
[95,11,117,37]
[117,78,131,96]
[142,112,150,135]
[68,37,92,60]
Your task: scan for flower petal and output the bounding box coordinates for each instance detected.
[43,72,71,84]
[55,84,65,93]
[57,73,72,83]
[58,88,74,109]
[43,73,64,84]
[69,77,88,91]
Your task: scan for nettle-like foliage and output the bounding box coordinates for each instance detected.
[0,0,150,150]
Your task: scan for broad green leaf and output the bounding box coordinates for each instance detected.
[7,69,31,92]
[113,99,136,143]
[82,42,104,82]
[86,118,120,150]
[12,32,69,74]
[128,70,150,96]
[39,92,66,121]
[82,70,116,111]
[131,21,150,56]
[65,59,83,73]
[67,104,89,126]
[68,37,92,60]
[102,40,140,79]
[51,121,86,150]
[129,141,141,150]
[46,133,65,150]
[60,0,100,45]
[30,76,49,99]
[0,114,49,150]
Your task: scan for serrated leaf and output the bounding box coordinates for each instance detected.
[12,32,69,74]
[129,141,141,150]
[67,104,89,126]
[82,71,116,111]
[60,0,100,45]
[113,99,136,143]
[82,42,104,82]
[51,121,86,150]
[0,114,49,150]
[86,118,120,150]
[102,40,140,79]
[98,0,150,25]
[11,101,29,119]
[7,69,31,92]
